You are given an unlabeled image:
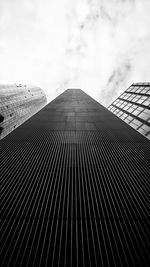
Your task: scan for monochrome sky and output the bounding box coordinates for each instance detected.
[0,0,150,106]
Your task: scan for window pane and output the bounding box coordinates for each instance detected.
[132,119,142,127]
[137,107,144,112]
[132,109,140,116]
[140,124,150,132]
[129,122,138,129]
[142,98,150,106]
[138,128,147,135]
[139,112,149,120]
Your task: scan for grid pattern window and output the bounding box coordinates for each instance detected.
[108,83,150,140]
[0,84,47,140]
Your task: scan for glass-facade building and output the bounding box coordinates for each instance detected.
[0,84,47,140]
[108,83,150,139]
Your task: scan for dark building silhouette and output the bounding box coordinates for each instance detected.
[1,89,150,267]
[108,83,150,139]
[0,84,47,140]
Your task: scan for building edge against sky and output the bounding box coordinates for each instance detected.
[0,84,47,140]
[108,82,150,140]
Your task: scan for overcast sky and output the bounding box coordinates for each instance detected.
[0,0,150,106]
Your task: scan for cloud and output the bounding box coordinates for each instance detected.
[0,0,150,106]
[0,0,69,100]
[99,60,132,106]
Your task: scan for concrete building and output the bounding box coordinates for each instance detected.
[0,84,47,139]
[1,89,149,266]
[108,83,150,139]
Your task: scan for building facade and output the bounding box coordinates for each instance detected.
[108,83,150,139]
[1,89,150,266]
[0,84,47,139]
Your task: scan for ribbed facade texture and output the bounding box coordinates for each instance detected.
[0,84,47,140]
[108,83,150,139]
[1,89,150,267]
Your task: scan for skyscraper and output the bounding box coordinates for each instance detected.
[108,83,150,139]
[1,89,150,266]
[0,84,47,139]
